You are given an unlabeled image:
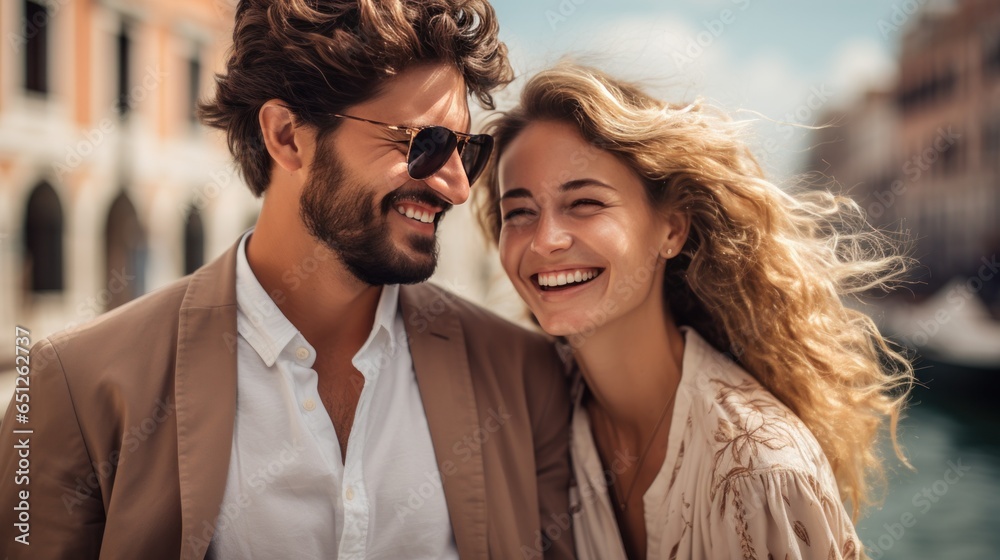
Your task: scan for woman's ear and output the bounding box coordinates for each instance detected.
[660,208,691,259]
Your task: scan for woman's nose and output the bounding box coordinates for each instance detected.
[530,212,572,255]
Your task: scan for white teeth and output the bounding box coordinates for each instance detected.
[396,205,436,224]
[537,269,601,288]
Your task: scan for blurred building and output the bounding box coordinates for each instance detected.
[0,0,260,370]
[807,0,1000,296]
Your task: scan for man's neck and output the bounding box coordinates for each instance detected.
[245,202,382,353]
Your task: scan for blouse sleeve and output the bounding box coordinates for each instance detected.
[708,468,861,560]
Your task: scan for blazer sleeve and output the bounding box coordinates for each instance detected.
[0,338,105,559]
[525,342,576,560]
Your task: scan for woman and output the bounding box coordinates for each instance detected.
[476,64,914,559]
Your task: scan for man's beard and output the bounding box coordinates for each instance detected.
[299,143,450,286]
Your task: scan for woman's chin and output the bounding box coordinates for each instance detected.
[535,313,597,340]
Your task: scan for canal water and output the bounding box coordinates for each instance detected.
[854,364,1000,559]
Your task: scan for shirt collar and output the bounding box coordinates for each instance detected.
[235,229,300,367]
[235,229,402,368]
[354,283,400,371]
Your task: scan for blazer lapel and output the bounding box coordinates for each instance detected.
[400,284,488,560]
[174,239,241,560]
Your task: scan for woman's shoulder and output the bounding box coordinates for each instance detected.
[681,329,836,490]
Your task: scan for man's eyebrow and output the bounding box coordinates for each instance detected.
[499,179,615,201]
[399,115,472,134]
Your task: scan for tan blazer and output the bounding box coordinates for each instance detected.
[0,238,575,560]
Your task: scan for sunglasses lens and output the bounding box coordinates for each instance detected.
[408,127,457,180]
[461,135,494,184]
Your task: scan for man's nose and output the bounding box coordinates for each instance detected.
[420,148,470,206]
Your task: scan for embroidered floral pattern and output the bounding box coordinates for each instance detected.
[843,538,859,560]
[568,329,862,560]
[668,437,687,493]
[793,520,810,546]
[706,375,857,559]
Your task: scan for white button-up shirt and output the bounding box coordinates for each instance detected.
[207,230,459,560]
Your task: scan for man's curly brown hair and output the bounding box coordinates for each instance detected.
[199,0,513,196]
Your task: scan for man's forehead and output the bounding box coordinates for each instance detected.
[364,64,471,130]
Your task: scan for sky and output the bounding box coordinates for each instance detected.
[485,0,956,178]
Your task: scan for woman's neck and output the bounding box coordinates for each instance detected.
[573,296,686,442]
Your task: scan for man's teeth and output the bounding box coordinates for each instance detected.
[396,206,436,224]
[538,270,600,287]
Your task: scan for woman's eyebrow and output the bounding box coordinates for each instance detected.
[560,178,615,192]
[500,179,614,202]
[500,188,533,201]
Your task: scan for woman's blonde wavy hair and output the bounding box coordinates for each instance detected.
[476,62,915,520]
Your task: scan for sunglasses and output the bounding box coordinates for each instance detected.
[331,113,494,184]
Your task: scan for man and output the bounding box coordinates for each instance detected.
[0,1,575,558]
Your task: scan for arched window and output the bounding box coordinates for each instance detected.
[23,182,64,292]
[104,192,146,310]
[184,205,205,275]
[23,0,49,94]
[115,20,132,117]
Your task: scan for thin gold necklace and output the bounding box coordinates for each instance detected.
[593,389,678,513]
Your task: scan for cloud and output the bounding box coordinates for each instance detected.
[492,14,891,179]
[827,37,896,106]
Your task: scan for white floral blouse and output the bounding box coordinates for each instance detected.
[567,327,862,560]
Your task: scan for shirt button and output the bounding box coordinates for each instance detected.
[303,398,316,411]
[345,486,355,501]
[295,347,310,360]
